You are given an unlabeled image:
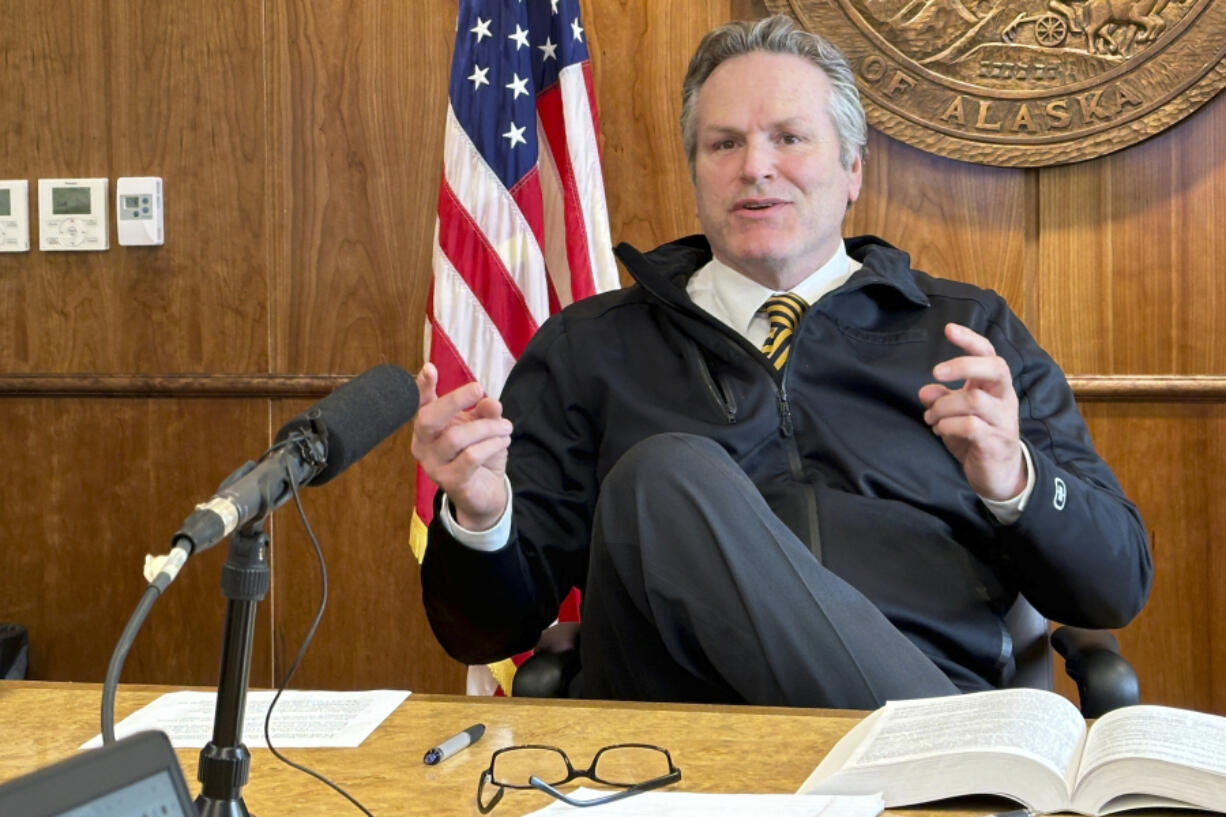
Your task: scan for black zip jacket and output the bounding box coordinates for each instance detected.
[422,234,1152,691]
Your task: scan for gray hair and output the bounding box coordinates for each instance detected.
[680,15,867,173]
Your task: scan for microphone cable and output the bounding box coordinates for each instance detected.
[101,543,190,744]
[100,440,378,815]
[260,457,375,817]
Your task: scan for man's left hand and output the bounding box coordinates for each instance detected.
[918,323,1026,501]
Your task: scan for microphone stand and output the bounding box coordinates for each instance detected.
[195,519,270,817]
[192,432,325,817]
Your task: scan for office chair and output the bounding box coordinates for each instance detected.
[1004,596,1139,717]
[0,623,29,680]
[512,597,1140,718]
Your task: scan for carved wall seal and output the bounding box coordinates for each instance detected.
[765,0,1226,165]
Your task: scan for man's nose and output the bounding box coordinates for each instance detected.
[738,138,775,183]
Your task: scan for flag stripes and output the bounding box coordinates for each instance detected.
[412,0,617,695]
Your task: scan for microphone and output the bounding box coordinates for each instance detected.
[171,364,418,555]
[273,363,420,486]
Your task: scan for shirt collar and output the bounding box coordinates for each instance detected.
[688,242,862,335]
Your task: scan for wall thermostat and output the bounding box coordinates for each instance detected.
[0,180,30,252]
[38,178,109,251]
[116,176,163,246]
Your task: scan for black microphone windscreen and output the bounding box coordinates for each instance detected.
[275,363,419,486]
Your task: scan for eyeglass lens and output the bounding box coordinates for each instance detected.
[492,747,570,786]
[590,745,672,786]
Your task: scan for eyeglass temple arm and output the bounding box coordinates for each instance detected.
[528,769,682,808]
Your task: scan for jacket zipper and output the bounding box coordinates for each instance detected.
[780,365,822,562]
[649,276,823,559]
[691,343,738,423]
[776,386,794,437]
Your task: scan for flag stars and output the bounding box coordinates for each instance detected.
[468,64,490,90]
[503,122,527,149]
[506,73,530,99]
[551,0,560,12]
[538,36,558,61]
[470,16,492,42]
[571,18,584,41]
[508,24,530,50]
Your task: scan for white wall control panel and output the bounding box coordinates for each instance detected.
[116,176,163,246]
[39,177,109,251]
[0,180,30,252]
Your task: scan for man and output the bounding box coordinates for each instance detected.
[413,15,1151,708]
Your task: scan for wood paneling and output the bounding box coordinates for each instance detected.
[0,1,268,374]
[846,130,1032,313]
[1082,403,1226,714]
[585,1,733,258]
[268,0,449,375]
[0,398,272,686]
[262,0,462,694]
[1032,86,1226,713]
[1039,90,1226,375]
[0,373,346,397]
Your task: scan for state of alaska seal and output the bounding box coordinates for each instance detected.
[765,0,1226,165]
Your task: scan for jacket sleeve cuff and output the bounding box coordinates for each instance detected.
[980,441,1036,525]
[438,475,514,552]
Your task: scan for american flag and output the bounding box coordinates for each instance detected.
[411,0,617,694]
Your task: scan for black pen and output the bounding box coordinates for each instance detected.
[423,723,486,765]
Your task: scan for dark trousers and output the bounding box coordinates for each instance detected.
[580,433,958,708]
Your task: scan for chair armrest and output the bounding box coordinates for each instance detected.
[0,623,28,680]
[1050,626,1140,717]
[511,647,581,698]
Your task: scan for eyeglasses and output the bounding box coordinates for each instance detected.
[476,743,681,813]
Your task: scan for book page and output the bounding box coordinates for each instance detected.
[1080,705,1226,776]
[849,689,1085,781]
[800,689,1088,811]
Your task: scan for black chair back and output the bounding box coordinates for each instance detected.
[1004,596,1054,691]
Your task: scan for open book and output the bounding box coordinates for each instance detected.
[799,688,1226,815]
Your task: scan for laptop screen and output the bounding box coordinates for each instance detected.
[0,731,196,817]
[55,768,186,817]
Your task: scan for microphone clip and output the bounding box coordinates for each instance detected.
[290,410,330,473]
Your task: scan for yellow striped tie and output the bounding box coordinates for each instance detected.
[760,293,809,370]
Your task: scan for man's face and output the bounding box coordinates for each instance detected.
[692,51,862,290]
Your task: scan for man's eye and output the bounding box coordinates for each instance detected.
[713,139,736,151]
[780,133,802,145]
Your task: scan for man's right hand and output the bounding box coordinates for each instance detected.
[411,363,512,532]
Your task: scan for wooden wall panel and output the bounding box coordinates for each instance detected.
[268,0,451,375]
[262,0,461,693]
[586,1,734,258]
[0,1,268,374]
[1039,91,1226,375]
[1034,84,1226,713]
[846,131,1031,314]
[0,398,272,686]
[1082,404,1226,714]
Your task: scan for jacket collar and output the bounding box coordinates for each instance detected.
[615,234,931,310]
[842,236,930,307]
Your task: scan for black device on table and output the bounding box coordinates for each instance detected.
[0,730,195,817]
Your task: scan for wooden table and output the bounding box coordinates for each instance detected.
[0,681,1135,816]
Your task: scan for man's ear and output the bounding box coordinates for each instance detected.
[846,153,863,208]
